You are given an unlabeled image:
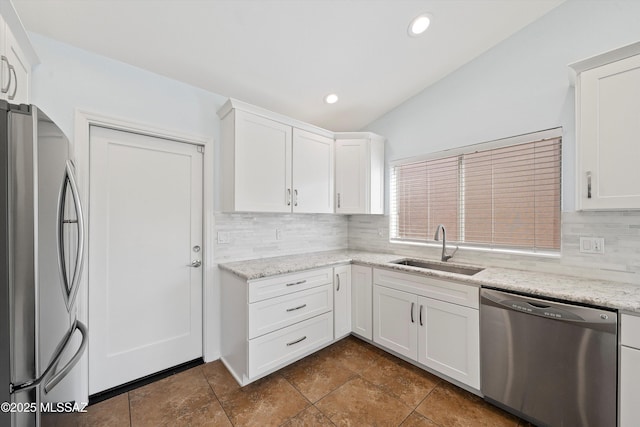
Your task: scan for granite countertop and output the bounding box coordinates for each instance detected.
[218,250,640,313]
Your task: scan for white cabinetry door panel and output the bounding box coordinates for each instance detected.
[248,312,333,378]
[351,265,373,340]
[248,284,333,339]
[234,110,292,212]
[621,313,640,349]
[333,265,351,339]
[3,26,29,104]
[578,53,640,209]
[373,285,417,359]
[292,128,334,213]
[0,15,6,100]
[335,139,367,213]
[620,346,640,427]
[334,135,384,214]
[417,297,480,389]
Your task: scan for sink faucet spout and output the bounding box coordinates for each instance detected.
[434,224,458,262]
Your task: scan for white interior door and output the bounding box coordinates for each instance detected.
[88,126,203,394]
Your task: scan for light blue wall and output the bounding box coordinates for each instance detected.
[29,33,227,143]
[365,0,640,212]
[28,33,228,209]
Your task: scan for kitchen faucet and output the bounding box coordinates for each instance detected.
[434,224,458,262]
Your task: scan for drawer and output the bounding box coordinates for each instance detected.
[248,312,333,379]
[621,313,640,349]
[248,284,333,339]
[248,268,333,303]
[373,268,479,309]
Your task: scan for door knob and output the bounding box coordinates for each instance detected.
[191,260,202,268]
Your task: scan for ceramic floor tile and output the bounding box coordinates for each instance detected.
[281,349,357,403]
[316,377,413,426]
[43,393,130,427]
[129,366,231,427]
[218,374,309,427]
[415,381,519,427]
[321,336,382,374]
[360,352,440,408]
[400,411,441,427]
[202,359,241,399]
[281,405,335,427]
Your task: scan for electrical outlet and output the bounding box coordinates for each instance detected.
[276,228,282,240]
[217,231,230,244]
[579,237,604,254]
[378,228,385,237]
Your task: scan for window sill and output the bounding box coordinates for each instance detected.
[389,239,561,259]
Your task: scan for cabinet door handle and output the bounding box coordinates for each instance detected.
[1,56,11,93]
[294,189,298,206]
[8,65,17,100]
[410,302,415,323]
[337,193,341,208]
[419,305,423,326]
[287,188,292,206]
[286,304,307,312]
[286,336,307,346]
[587,171,592,199]
[336,274,340,291]
[286,280,306,287]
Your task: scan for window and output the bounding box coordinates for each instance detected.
[390,130,562,253]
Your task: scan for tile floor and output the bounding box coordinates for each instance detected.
[76,336,531,426]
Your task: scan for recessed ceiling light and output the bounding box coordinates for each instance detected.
[408,14,431,37]
[324,93,339,104]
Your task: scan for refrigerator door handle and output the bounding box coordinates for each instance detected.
[43,320,88,394]
[56,160,85,311]
[10,319,87,395]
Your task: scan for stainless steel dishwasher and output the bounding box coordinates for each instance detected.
[480,288,617,427]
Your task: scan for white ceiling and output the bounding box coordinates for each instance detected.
[12,0,564,131]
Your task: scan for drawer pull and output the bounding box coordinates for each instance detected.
[286,304,307,312]
[286,280,307,287]
[411,302,415,323]
[286,336,307,346]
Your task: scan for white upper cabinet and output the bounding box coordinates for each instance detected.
[571,42,640,210]
[335,133,385,214]
[226,110,292,212]
[292,128,334,213]
[0,2,37,104]
[218,99,335,213]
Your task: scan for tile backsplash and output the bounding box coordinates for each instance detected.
[213,211,640,285]
[349,212,640,286]
[214,213,348,263]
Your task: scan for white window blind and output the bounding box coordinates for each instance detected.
[390,134,561,252]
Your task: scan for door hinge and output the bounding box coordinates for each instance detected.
[197,146,204,154]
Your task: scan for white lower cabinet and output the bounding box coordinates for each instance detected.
[620,313,640,426]
[351,265,373,340]
[249,312,333,378]
[334,265,352,339]
[373,285,417,359]
[417,297,479,388]
[221,267,335,386]
[372,268,480,390]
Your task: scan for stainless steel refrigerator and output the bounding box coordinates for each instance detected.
[1,101,88,427]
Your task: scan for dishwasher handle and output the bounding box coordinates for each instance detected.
[480,288,617,334]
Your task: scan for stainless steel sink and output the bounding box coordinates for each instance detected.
[391,259,484,276]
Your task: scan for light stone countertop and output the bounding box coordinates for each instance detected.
[218,250,640,313]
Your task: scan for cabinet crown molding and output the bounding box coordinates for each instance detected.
[217,98,334,139]
[568,40,640,86]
